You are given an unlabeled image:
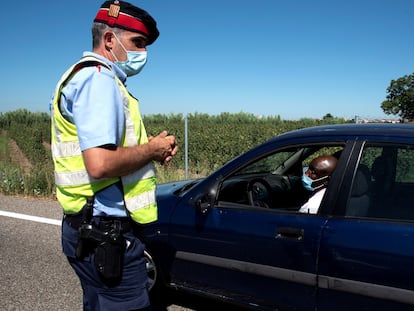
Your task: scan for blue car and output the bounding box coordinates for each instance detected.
[141,123,414,311]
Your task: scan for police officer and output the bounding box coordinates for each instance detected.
[50,1,178,310]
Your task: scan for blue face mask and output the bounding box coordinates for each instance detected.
[301,174,329,191]
[111,33,147,77]
[301,174,314,191]
[115,50,147,77]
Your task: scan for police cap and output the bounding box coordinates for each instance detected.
[94,0,159,45]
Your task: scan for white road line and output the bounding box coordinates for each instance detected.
[0,210,61,226]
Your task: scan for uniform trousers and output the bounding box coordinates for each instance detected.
[62,219,150,311]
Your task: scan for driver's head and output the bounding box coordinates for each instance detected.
[303,155,338,191]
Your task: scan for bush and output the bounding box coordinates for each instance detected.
[0,110,349,197]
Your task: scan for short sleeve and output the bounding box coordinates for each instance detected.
[66,66,125,151]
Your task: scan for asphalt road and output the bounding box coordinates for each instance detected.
[0,194,242,311]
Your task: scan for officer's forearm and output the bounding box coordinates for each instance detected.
[82,144,154,179]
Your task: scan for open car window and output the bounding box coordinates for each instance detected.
[217,144,344,212]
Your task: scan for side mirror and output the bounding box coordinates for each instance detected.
[195,178,220,215]
[196,198,211,214]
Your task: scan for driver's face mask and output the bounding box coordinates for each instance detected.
[301,174,329,191]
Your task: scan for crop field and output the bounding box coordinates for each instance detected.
[0,109,350,197]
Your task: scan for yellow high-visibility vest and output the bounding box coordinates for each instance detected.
[51,56,157,224]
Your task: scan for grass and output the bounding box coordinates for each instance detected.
[1,117,232,198]
[0,134,9,162]
[0,131,211,197]
[0,133,25,194]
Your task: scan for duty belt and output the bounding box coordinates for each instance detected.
[64,213,132,233]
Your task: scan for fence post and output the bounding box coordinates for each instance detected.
[184,114,188,179]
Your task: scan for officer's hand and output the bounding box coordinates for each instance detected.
[149,131,178,164]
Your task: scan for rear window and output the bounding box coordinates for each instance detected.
[346,144,414,221]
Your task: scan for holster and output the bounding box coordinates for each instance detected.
[74,198,127,286]
[94,231,125,286]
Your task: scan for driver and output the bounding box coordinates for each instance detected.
[299,155,338,214]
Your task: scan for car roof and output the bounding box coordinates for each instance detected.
[270,123,414,142]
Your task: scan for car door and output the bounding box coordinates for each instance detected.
[170,192,326,311]
[168,142,348,310]
[317,142,414,311]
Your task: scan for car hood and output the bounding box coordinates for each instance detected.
[155,179,203,220]
[156,179,202,197]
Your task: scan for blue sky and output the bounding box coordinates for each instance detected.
[1,0,413,120]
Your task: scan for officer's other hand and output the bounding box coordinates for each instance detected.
[148,131,178,164]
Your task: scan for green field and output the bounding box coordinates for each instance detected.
[0,134,8,161]
[0,109,352,197]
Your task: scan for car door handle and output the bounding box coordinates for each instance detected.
[276,227,304,241]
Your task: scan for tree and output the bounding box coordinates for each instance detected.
[381,73,414,121]
[323,113,334,120]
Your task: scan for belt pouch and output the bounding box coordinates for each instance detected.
[94,224,125,286]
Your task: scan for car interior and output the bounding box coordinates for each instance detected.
[217,145,344,212]
[346,144,414,221]
[215,142,414,221]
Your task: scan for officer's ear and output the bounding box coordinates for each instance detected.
[103,31,116,50]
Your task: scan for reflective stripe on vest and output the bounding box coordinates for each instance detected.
[51,56,157,223]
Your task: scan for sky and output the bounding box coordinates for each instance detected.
[1,0,413,120]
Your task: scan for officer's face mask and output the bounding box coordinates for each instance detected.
[110,33,147,77]
[301,174,329,191]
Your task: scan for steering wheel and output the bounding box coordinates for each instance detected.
[246,178,273,208]
[280,175,295,191]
